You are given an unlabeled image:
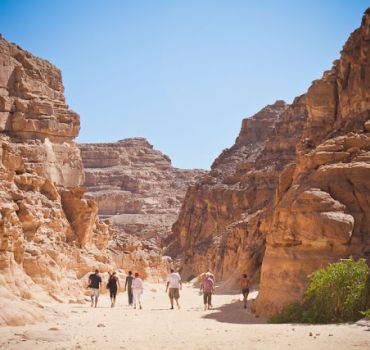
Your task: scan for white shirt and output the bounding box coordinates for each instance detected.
[167,272,181,288]
[132,277,143,291]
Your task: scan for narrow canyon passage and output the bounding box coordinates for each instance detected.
[0,284,368,350]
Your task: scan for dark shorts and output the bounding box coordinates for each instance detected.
[203,292,212,305]
[109,288,117,298]
[242,288,249,297]
[169,288,180,300]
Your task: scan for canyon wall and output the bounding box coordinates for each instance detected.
[169,99,307,287]
[0,35,115,326]
[79,139,205,278]
[171,8,370,314]
[255,8,370,317]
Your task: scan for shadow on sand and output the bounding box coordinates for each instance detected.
[355,319,370,332]
[201,300,265,325]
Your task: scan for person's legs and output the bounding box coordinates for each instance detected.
[133,290,137,308]
[91,289,98,307]
[203,292,208,310]
[208,293,212,309]
[135,291,142,309]
[169,289,174,309]
[110,289,117,307]
[128,288,133,305]
[241,288,249,309]
[110,289,113,307]
[244,290,249,309]
[94,290,99,308]
[175,289,180,309]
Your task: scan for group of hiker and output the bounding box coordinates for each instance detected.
[88,268,251,310]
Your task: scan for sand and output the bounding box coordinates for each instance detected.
[0,283,369,350]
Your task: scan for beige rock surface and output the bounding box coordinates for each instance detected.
[0,35,116,326]
[169,100,307,287]
[255,8,370,317]
[170,7,370,318]
[79,139,205,280]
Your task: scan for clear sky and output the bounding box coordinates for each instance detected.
[0,0,368,169]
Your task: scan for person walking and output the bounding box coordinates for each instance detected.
[165,269,182,310]
[132,272,143,309]
[88,269,102,308]
[240,274,250,309]
[125,271,134,306]
[200,273,215,310]
[107,271,120,307]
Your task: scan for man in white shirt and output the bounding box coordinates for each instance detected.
[165,269,182,309]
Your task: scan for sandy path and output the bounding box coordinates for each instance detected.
[0,283,369,350]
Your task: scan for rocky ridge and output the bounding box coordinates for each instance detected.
[79,139,205,276]
[170,8,370,315]
[169,99,307,287]
[0,35,148,326]
[255,8,370,316]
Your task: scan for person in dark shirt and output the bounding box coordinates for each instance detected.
[125,271,134,306]
[88,269,102,308]
[107,271,120,307]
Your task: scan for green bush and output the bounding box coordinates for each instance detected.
[360,309,370,318]
[270,302,307,323]
[270,258,370,323]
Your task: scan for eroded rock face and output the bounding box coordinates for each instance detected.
[0,35,83,187]
[169,100,308,286]
[255,8,370,316]
[79,139,205,280]
[171,9,370,314]
[0,36,114,326]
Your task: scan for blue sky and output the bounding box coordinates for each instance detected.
[0,0,368,169]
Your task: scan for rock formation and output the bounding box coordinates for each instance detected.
[169,99,307,287]
[0,35,115,326]
[170,7,370,316]
[255,8,370,317]
[79,139,205,279]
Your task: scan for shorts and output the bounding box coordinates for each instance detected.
[203,292,212,305]
[109,288,117,298]
[91,288,100,298]
[169,288,180,300]
[242,288,250,297]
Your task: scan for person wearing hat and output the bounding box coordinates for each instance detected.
[200,272,215,310]
[132,272,144,309]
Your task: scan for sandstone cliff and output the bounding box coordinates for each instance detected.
[79,139,205,278]
[169,99,308,287]
[255,8,370,317]
[171,7,370,315]
[0,35,115,326]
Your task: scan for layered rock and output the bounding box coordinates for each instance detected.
[255,8,370,316]
[169,100,308,286]
[171,9,370,314]
[0,35,114,326]
[79,139,205,279]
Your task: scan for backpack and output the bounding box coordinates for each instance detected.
[203,278,214,293]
